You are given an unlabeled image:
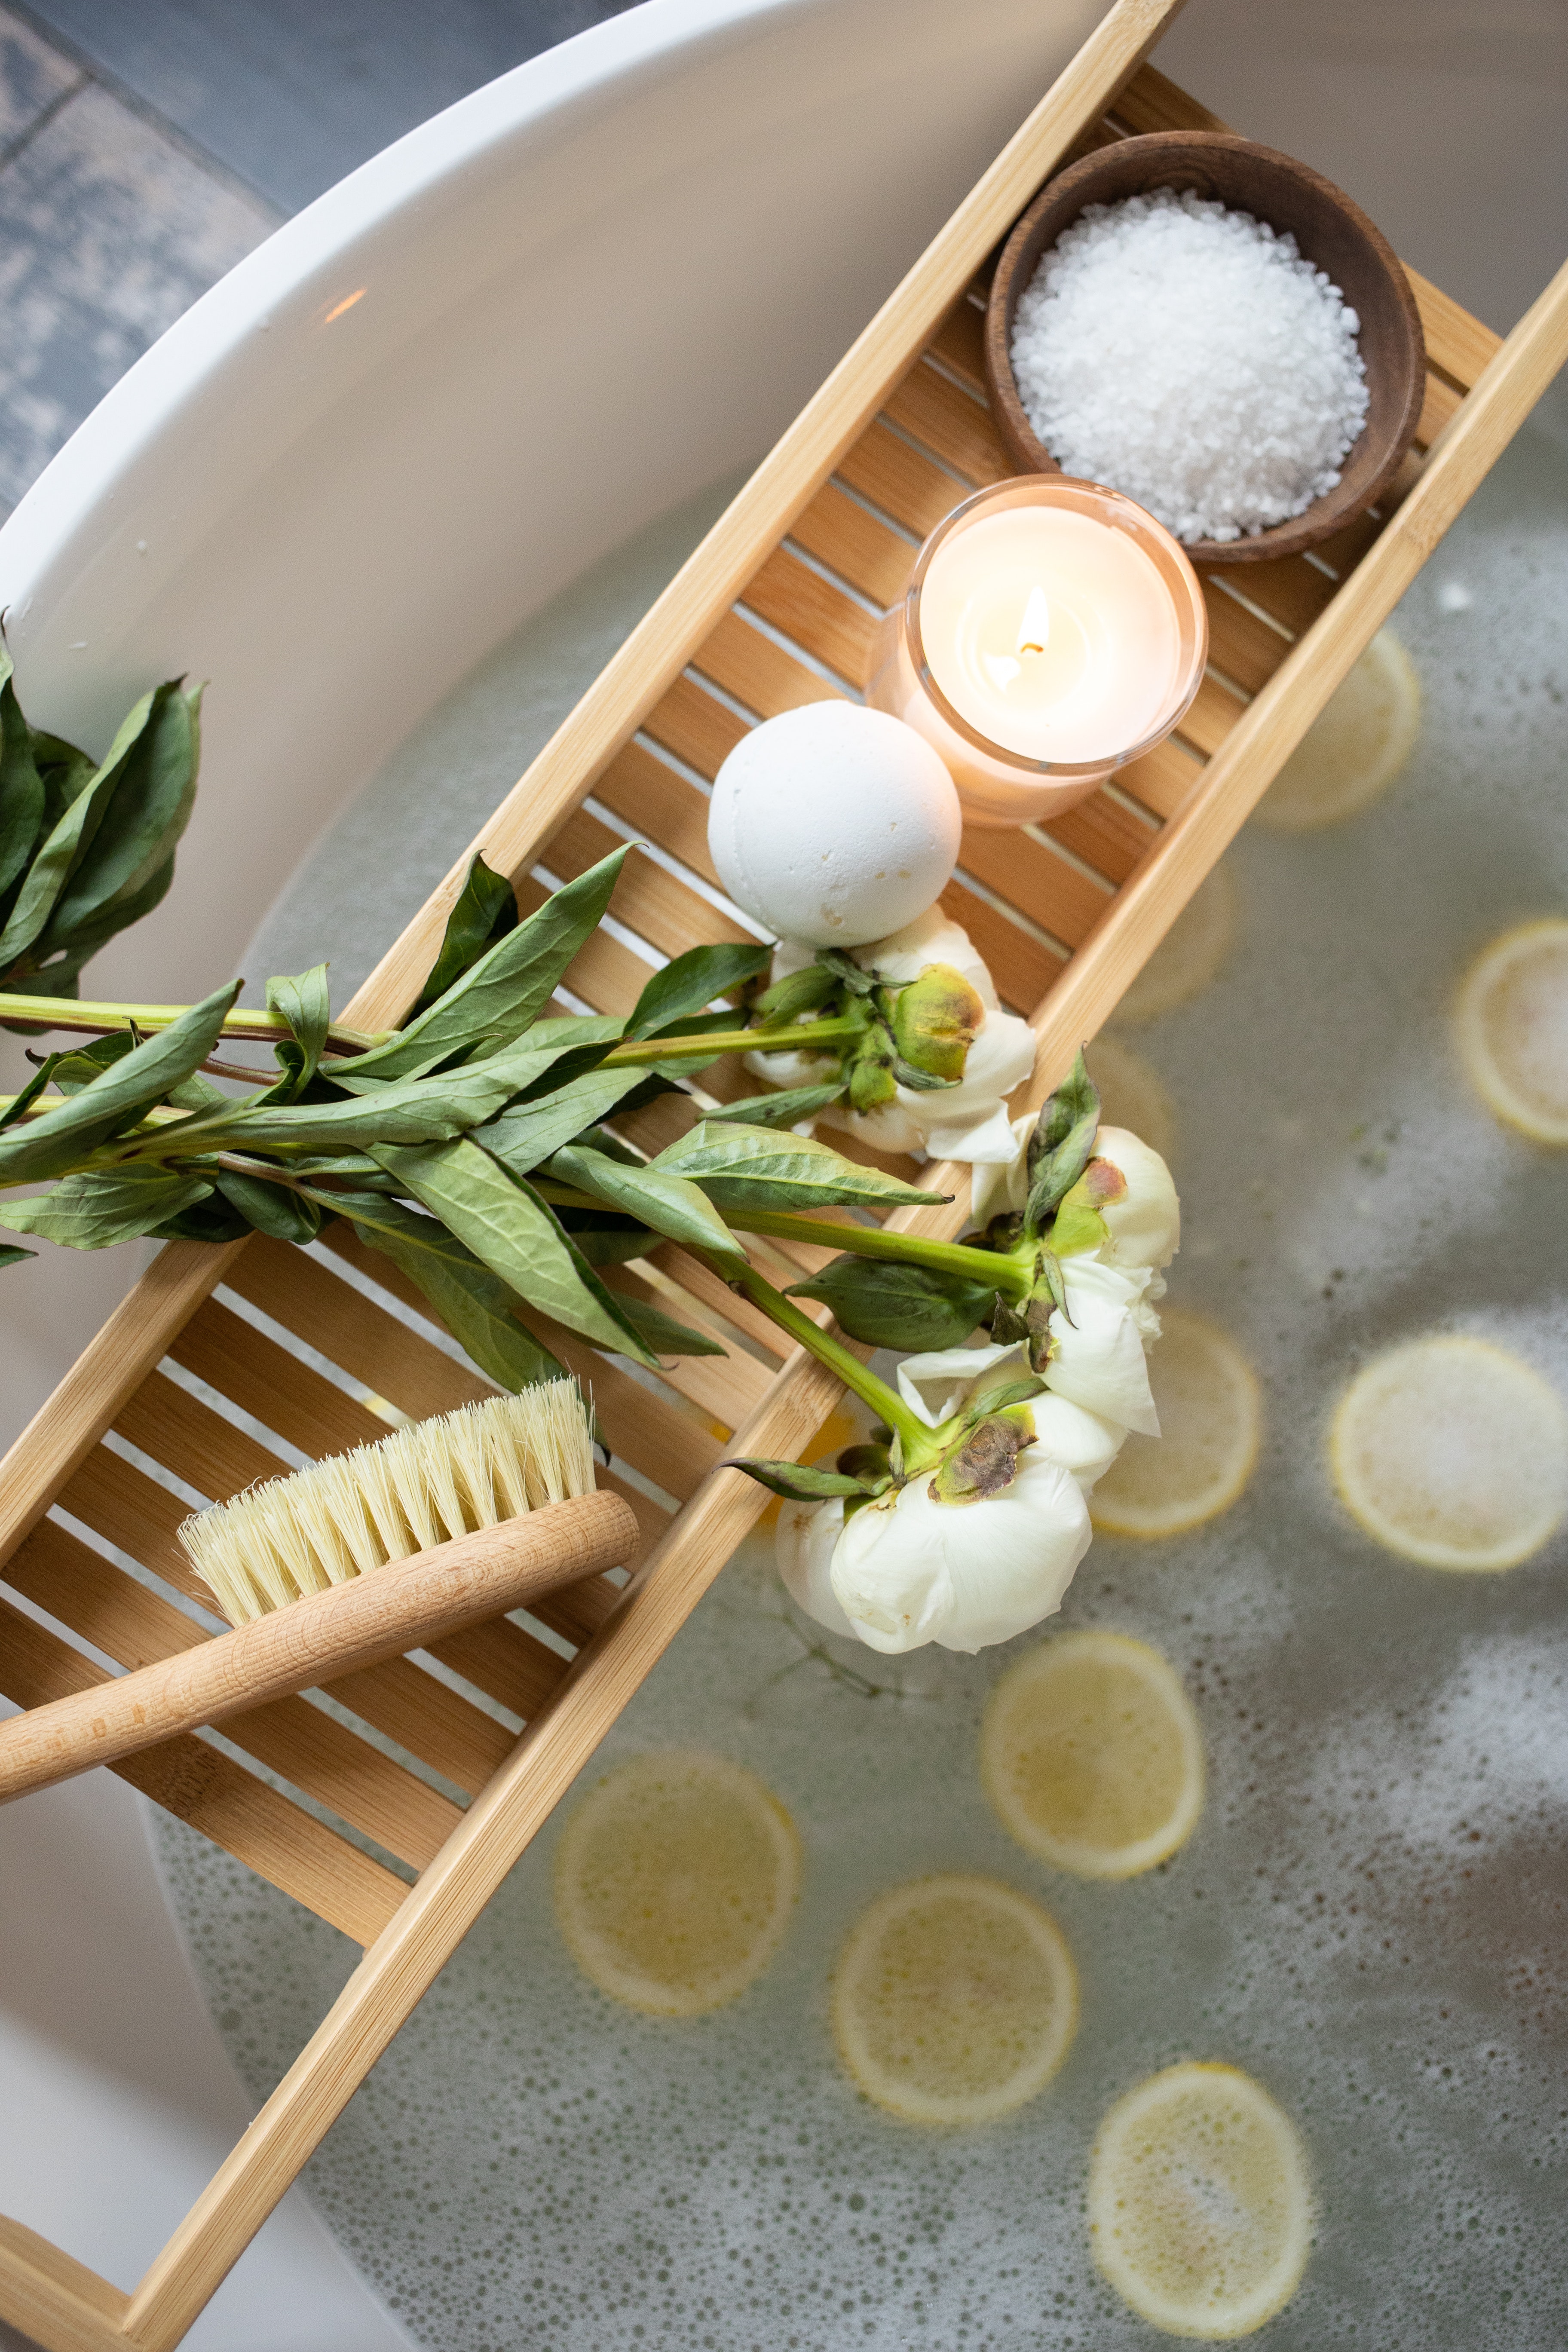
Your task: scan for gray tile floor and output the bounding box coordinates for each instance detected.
[0,0,638,523]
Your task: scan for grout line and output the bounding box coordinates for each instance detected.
[2,0,288,220]
[0,67,85,175]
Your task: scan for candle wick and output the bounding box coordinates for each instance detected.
[1016,585,1051,659]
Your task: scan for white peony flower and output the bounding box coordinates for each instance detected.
[970,1114,1180,1271]
[1044,1255,1162,1436]
[830,1453,1092,1655]
[745,907,1036,1165]
[776,1494,856,1638]
[896,1338,1125,1491]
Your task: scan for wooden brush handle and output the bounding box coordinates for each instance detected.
[0,1489,637,1805]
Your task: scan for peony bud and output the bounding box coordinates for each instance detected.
[891,962,984,1081]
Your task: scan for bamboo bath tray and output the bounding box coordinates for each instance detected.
[3,2,1568,2343]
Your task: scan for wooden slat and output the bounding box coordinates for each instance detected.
[1173,669,1249,759]
[546,804,753,958]
[939,877,1064,1010]
[0,2211,128,2352]
[116,1367,279,1501]
[172,1298,388,1462]
[228,1239,492,1417]
[789,479,912,608]
[641,671,747,779]
[4,1518,462,1869]
[1041,787,1155,887]
[1404,263,1501,390]
[1118,732,1205,821]
[1414,369,1463,450]
[594,739,721,887]
[836,416,968,539]
[423,1617,566,1722]
[958,826,1112,950]
[606,1265,773,1424]
[1203,579,1291,692]
[928,295,987,393]
[691,606,843,720]
[882,357,1011,486]
[744,545,880,688]
[0,1593,403,1945]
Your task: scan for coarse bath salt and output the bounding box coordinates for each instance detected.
[1010,187,1370,544]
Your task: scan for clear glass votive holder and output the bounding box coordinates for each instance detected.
[867,475,1210,829]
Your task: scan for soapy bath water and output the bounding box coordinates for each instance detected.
[157,414,1568,2349]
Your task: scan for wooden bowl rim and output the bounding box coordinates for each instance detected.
[983,130,1427,567]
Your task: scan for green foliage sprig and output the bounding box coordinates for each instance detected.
[0,654,202,1016]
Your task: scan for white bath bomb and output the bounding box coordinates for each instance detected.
[707,703,961,947]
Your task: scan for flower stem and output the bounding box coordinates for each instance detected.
[599,1017,858,1069]
[700,1250,932,1456]
[0,992,383,1050]
[721,1208,1029,1297]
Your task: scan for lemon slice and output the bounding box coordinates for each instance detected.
[553,1749,801,2016]
[1112,863,1236,1025]
[1089,1034,1177,1163]
[1254,629,1420,833]
[1088,2061,1313,2338]
[1455,917,1568,1144]
[832,1874,1078,2124]
[981,1631,1204,1879]
[1331,1333,1568,1571]
[1090,1309,1261,1538]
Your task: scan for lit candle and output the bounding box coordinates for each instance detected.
[868,477,1208,827]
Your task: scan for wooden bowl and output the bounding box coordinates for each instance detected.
[983,132,1426,566]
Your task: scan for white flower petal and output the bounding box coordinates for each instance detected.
[831,1452,1091,1655]
[1044,1256,1161,1436]
[968,1110,1035,1230]
[1032,1394,1127,1490]
[1094,1125,1181,1270]
[897,1339,1030,1429]
[775,1496,855,1637]
[854,906,1000,1008]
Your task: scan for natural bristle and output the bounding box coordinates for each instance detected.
[179,1380,597,1625]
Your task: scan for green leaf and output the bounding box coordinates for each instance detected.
[163,1026,575,1156]
[651,1119,950,1213]
[547,1141,747,1272]
[214,1170,324,1243]
[0,655,46,910]
[6,680,202,974]
[786,1256,996,1351]
[751,962,839,1027]
[1024,1049,1100,1232]
[707,1082,845,1129]
[31,728,96,833]
[0,1053,64,1131]
[266,964,331,1093]
[50,1032,136,1094]
[624,940,771,1041]
[554,1207,658,1266]
[327,1191,565,1394]
[816,948,877,998]
[334,845,631,1084]
[723,1457,870,1501]
[370,1137,661,1366]
[413,852,518,1016]
[0,1164,212,1248]
[151,1192,255,1244]
[0,1242,35,1270]
[476,1064,652,1177]
[9,855,177,1004]
[612,1290,726,1357]
[0,981,240,1184]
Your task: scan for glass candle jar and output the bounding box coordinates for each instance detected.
[867,475,1209,828]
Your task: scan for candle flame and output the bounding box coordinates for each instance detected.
[1016,585,1051,658]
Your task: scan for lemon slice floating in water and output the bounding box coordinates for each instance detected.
[1112,863,1236,1024]
[1091,1308,1260,1539]
[1088,2061,1313,2338]
[981,1631,1204,1880]
[1331,1333,1568,1571]
[1455,917,1568,1144]
[832,1874,1077,2125]
[1089,1034,1177,1163]
[1254,628,1420,832]
[554,1749,801,2016]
